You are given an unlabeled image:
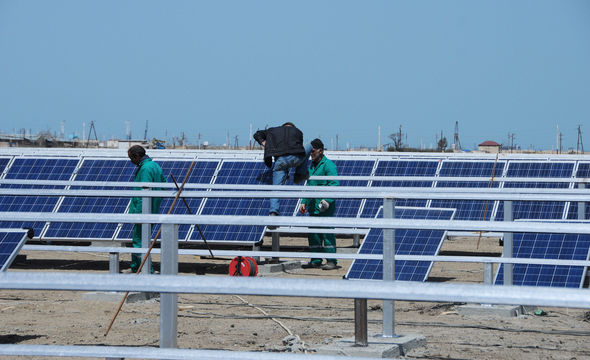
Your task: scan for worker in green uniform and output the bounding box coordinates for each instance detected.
[299,139,339,270]
[127,145,167,273]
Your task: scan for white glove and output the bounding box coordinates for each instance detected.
[318,200,330,212]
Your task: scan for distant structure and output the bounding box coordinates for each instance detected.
[453,121,461,151]
[478,140,501,153]
[577,125,584,154]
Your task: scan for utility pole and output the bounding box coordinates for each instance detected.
[144,120,148,141]
[559,132,563,154]
[577,125,584,154]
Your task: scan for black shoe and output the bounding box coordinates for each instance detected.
[267,212,278,230]
[302,261,322,269]
[293,172,309,184]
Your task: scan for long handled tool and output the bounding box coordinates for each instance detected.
[104,162,194,337]
[169,173,214,258]
[476,153,499,249]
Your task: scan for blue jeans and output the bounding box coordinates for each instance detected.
[269,144,312,215]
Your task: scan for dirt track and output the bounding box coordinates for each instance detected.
[2,235,590,360]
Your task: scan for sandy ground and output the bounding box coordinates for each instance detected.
[2,235,590,360]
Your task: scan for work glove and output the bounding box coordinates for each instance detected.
[318,200,330,213]
[300,204,307,214]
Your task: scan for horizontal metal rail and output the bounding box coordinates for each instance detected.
[1,175,588,188]
[2,187,590,201]
[21,245,590,267]
[4,212,590,234]
[0,344,381,360]
[1,272,589,308]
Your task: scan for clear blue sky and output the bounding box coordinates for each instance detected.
[1,1,589,151]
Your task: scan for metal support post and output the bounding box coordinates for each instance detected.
[352,234,360,248]
[270,232,280,264]
[141,196,152,275]
[354,298,368,346]
[160,223,178,349]
[484,263,493,285]
[109,253,119,274]
[503,200,513,286]
[579,183,586,220]
[382,197,396,337]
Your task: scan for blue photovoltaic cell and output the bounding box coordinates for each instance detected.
[297,159,375,218]
[567,163,590,220]
[495,232,590,287]
[0,230,28,271]
[0,158,79,235]
[431,161,505,220]
[190,161,273,242]
[496,162,573,220]
[347,207,454,281]
[361,160,439,218]
[0,158,9,174]
[117,160,219,241]
[45,159,136,239]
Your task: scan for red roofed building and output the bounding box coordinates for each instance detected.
[478,140,501,153]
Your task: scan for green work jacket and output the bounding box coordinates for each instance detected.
[129,157,167,214]
[301,155,339,216]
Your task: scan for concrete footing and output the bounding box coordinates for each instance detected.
[257,260,302,275]
[456,303,537,317]
[316,333,426,358]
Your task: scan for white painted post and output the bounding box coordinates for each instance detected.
[579,183,586,220]
[503,200,513,286]
[141,196,151,275]
[382,197,396,337]
[160,223,178,348]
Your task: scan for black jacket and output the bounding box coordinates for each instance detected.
[253,125,305,168]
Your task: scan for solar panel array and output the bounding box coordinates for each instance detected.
[494,232,590,288]
[347,207,455,281]
[0,229,29,271]
[1,149,589,286]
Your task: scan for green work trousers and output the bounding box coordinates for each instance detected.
[131,223,154,273]
[308,232,337,265]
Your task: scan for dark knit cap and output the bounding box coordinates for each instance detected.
[311,138,324,150]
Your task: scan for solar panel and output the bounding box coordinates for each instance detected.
[496,162,574,220]
[44,159,136,240]
[495,232,590,288]
[431,160,505,220]
[0,229,29,271]
[567,162,590,220]
[347,206,455,281]
[189,160,273,243]
[0,158,79,236]
[117,160,219,241]
[0,157,10,175]
[361,160,439,218]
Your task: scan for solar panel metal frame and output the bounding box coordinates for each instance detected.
[346,206,456,282]
[494,228,590,288]
[0,229,29,272]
